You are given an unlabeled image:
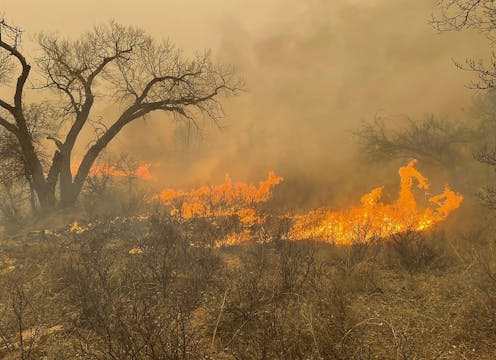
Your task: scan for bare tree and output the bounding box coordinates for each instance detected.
[432,1,496,33]
[0,20,241,209]
[354,114,474,168]
[432,1,496,206]
[0,103,54,215]
[432,1,496,90]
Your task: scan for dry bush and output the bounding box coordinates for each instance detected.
[79,177,152,220]
[384,230,444,274]
[458,231,496,354]
[2,211,496,359]
[276,240,318,294]
[52,215,222,359]
[0,264,49,359]
[209,239,380,359]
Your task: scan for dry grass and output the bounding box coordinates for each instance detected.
[0,213,495,359]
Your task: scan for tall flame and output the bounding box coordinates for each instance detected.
[151,161,462,247]
[289,160,463,244]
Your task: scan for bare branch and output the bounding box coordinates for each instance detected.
[0,21,30,112]
[0,99,14,114]
[0,20,243,207]
[431,0,488,32]
[46,135,63,150]
[0,114,17,134]
[354,114,474,167]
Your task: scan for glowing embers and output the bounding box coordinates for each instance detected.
[289,160,463,244]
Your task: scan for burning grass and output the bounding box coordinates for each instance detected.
[71,161,154,181]
[66,159,464,248]
[152,160,463,246]
[289,160,463,244]
[156,171,283,223]
[0,159,477,359]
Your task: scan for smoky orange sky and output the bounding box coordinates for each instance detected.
[1,0,489,193]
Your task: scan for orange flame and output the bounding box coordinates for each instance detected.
[157,171,283,224]
[289,160,463,244]
[71,162,154,181]
[154,161,462,247]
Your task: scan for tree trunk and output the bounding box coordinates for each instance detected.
[65,117,135,208]
[32,181,56,210]
[59,151,77,208]
[18,152,55,211]
[17,132,57,211]
[59,181,78,208]
[26,177,37,214]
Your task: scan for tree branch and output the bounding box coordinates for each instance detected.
[0,114,17,134]
[135,71,202,105]
[0,99,14,114]
[0,40,31,111]
[87,48,133,87]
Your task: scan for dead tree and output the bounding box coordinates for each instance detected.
[0,20,241,209]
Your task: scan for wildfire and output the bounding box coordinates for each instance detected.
[69,160,462,247]
[69,221,84,234]
[154,161,463,246]
[289,160,463,244]
[156,171,283,224]
[71,162,154,181]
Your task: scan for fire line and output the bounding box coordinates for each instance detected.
[153,160,463,246]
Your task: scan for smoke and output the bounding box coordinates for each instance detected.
[2,0,489,206]
[111,1,485,198]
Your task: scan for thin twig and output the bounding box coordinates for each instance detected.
[210,288,228,351]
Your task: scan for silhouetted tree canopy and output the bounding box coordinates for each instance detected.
[354,115,474,168]
[433,1,496,89]
[0,20,242,210]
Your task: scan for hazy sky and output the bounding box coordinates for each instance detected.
[2,0,305,48]
[1,0,489,193]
